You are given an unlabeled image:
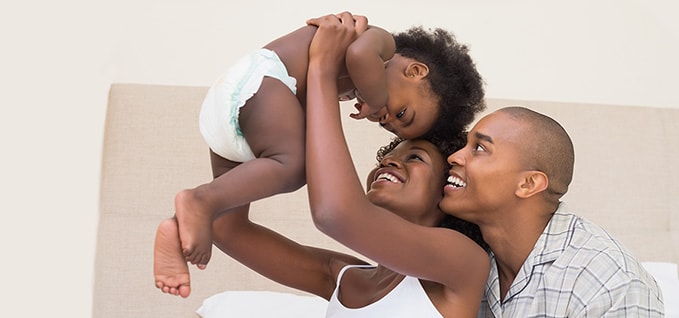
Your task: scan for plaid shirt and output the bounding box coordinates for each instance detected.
[478,205,664,317]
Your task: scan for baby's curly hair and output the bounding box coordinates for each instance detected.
[393,26,486,141]
[375,134,489,252]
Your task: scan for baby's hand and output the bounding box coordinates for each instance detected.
[306,12,368,70]
[338,87,357,102]
[350,104,382,121]
[349,91,382,121]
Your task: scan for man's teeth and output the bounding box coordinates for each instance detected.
[376,173,401,183]
[447,176,467,188]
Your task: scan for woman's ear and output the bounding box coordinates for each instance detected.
[405,62,429,78]
[515,171,549,198]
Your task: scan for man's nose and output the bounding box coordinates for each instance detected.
[447,149,465,166]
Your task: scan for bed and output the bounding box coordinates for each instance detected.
[93,83,679,317]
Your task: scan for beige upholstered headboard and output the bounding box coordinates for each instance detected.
[93,83,678,317]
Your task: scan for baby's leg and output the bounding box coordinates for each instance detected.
[153,217,191,298]
[174,153,239,267]
[177,77,305,267]
[236,77,307,194]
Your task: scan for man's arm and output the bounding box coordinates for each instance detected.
[579,279,664,317]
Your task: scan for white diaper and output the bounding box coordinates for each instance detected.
[199,49,297,162]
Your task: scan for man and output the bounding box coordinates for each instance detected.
[441,106,664,317]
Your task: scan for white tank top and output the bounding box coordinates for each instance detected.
[325,265,443,318]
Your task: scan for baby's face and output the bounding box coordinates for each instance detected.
[375,94,439,140]
[379,55,440,139]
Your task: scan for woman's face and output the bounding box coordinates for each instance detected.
[366,139,447,226]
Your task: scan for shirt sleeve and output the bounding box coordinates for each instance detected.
[574,277,664,317]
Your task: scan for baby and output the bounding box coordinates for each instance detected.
[154,12,485,297]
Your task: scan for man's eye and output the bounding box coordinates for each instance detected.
[474,144,485,152]
[396,109,406,119]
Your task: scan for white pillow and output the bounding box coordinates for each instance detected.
[196,290,328,318]
[643,262,679,317]
[198,263,679,318]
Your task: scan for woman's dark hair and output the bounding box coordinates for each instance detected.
[393,26,486,141]
[376,134,489,252]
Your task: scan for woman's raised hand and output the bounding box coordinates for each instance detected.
[306,12,368,75]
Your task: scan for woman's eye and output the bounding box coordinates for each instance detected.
[396,109,406,119]
[474,144,485,152]
[409,154,424,161]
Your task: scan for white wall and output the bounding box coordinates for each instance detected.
[1,0,677,316]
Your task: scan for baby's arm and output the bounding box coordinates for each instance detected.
[345,26,395,119]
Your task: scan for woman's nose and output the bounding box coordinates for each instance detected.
[380,156,401,168]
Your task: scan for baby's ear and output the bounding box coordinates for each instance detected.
[405,62,429,78]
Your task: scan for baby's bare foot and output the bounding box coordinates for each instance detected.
[153,218,191,298]
[175,189,212,268]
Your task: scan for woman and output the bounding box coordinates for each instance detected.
[206,136,488,318]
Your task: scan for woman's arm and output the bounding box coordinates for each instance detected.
[305,13,488,290]
[211,209,366,300]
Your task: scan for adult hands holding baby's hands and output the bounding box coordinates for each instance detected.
[306,12,367,77]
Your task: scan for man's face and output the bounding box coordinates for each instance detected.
[440,111,528,225]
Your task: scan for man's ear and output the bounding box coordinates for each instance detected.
[515,171,549,198]
[405,62,429,78]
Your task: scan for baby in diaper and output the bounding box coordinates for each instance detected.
[154,12,486,298]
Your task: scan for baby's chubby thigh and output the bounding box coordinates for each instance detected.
[238,77,306,191]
